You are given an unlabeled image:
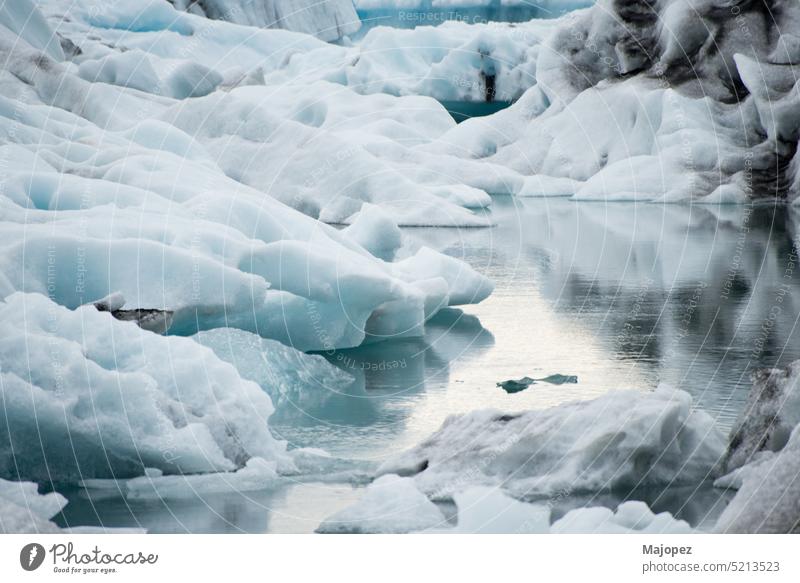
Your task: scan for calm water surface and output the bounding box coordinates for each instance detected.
[58,197,800,532]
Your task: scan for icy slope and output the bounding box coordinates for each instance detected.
[169,0,361,41]
[377,385,726,500]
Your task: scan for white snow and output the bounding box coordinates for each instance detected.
[378,385,726,500]
[317,474,446,533]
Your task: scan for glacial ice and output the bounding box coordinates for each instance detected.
[169,0,361,41]
[320,480,692,534]
[714,362,800,533]
[193,327,355,412]
[0,478,67,533]
[426,487,550,534]
[715,424,800,534]
[551,500,694,534]
[722,363,800,474]
[0,0,495,352]
[317,474,446,533]
[0,477,145,533]
[377,385,726,500]
[0,292,291,482]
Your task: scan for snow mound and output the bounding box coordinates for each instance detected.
[0,292,290,482]
[378,385,726,500]
[317,474,446,533]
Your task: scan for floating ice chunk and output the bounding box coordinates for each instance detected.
[378,385,726,500]
[428,487,550,534]
[317,475,446,533]
[552,500,694,534]
[518,175,582,198]
[0,478,67,534]
[0,292,289,482]
[81,457,280,501]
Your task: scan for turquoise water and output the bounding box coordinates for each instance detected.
[56,197,800,532]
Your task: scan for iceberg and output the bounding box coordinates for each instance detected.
[0,292,291,482]
[426,0,800,202]
[377,385,726,500]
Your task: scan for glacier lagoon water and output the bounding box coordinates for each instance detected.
[55,197,800,532]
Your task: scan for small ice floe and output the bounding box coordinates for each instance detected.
[496,373,578,393]
[93,292,174,334]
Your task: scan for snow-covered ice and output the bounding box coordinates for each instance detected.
[378,385,726,500]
